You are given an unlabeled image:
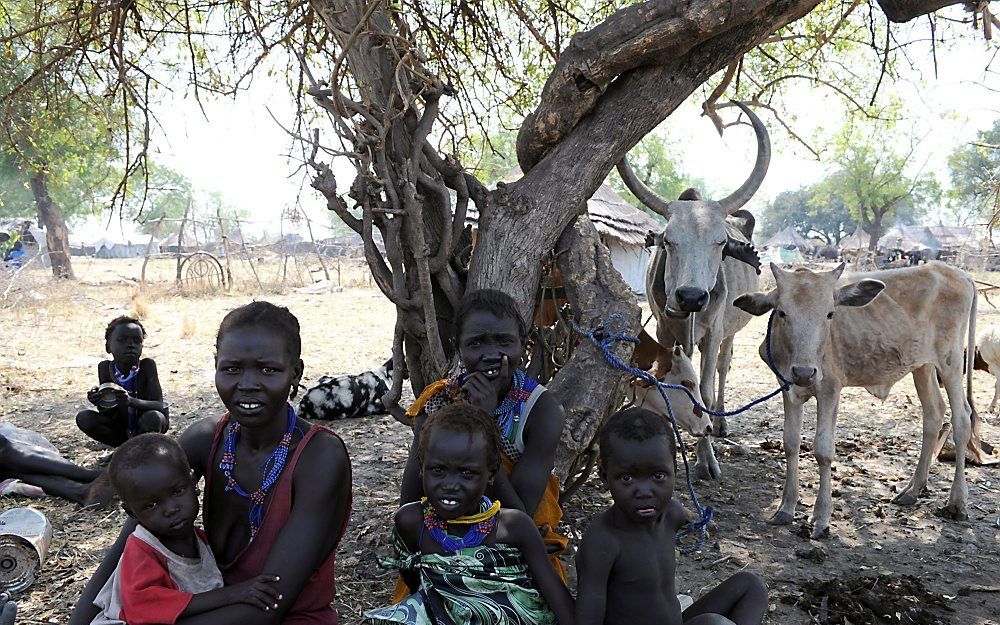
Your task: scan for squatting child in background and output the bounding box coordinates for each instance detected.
[90,433,281,625]
[367,402,574,625]
[77,316,169,450]
[575,407,768,625]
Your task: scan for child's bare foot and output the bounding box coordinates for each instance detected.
[82,472,115,510]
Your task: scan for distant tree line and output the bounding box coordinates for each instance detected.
[761,115,1000,250]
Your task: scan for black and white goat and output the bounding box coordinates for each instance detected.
[298,358,396,420]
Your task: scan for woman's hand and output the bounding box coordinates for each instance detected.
[223,575,283,611]
[461,355,509,413]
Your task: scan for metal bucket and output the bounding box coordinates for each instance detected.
[0,507,52,593]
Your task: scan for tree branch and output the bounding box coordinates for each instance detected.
[875,0,968,22]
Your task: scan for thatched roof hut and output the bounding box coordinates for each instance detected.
[878,225,940,253]
[763,226,812,252]
[586,184,662,247]
[927,225,979,252]
[840,225,871,252]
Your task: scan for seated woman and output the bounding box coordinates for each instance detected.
[400,289,568,584]
[0,422,112,508]
[367,403,573,625]
[71,302,352,625]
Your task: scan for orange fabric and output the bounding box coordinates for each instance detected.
[501,453,568,583]
[405,379,450,419]
[391,575,411,604]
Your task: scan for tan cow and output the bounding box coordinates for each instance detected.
[734,261,976,538]
[625,344,714,439]
[975,327,1000,412]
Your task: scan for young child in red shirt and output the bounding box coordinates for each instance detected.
[89,434,281,625]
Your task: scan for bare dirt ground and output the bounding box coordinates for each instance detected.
[1,258,998,625]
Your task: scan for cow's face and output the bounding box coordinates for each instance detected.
[658,200,729,316]
[734,263,885,387]
[627,346,713,437]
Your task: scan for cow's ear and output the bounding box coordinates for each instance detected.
[830,262,846,280]
[734,290,777,316]
[645,231,663,248]
[836,279,885,307]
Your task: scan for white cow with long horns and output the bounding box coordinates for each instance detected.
[619,100,767,480]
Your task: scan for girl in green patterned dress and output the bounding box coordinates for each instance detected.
[366,403,573,625]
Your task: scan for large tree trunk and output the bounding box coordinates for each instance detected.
[875,0,965,22]
[307,0,971,477]
[865,209,886,252]
[549,215,640,480]
[28,171,74,279]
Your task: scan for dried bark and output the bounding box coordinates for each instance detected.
[875,0,969,22]
[28,171,74,280]
[548,215,640,481]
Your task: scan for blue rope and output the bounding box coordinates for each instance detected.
[571,311,791,553]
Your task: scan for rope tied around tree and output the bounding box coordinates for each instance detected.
[571,311,792,553]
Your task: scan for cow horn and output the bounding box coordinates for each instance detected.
[723,238,762,274]
[717,101,771,216]
[616,157,671,217]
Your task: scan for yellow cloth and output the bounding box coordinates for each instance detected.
[405,379,451,419]
[501,453,568,583]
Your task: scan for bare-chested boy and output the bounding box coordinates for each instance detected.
[575,407,768,625]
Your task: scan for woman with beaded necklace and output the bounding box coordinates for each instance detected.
[71,302,352,625]
[400,289,568,587]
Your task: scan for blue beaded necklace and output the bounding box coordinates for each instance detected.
[495,369,529,442]
[422,496,499,552]
[219,404,297,543]
[113,363,140,386]
[113,363,140,435]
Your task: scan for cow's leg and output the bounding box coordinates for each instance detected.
[694,435,721,481]
[895,364,945,506]
[692,328,723,481]
[990,375,1000,413]
[940,368,971,520]
[770,390,805,526]
[810,386,841,539]
[712,335,735,436]
[697,330,721,424]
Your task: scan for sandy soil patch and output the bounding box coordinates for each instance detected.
[0,260,997,624]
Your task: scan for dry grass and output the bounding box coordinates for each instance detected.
[2,259,999,624]
[181,313,197,338]
[1,259,402,622]
[129,289,151,319]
